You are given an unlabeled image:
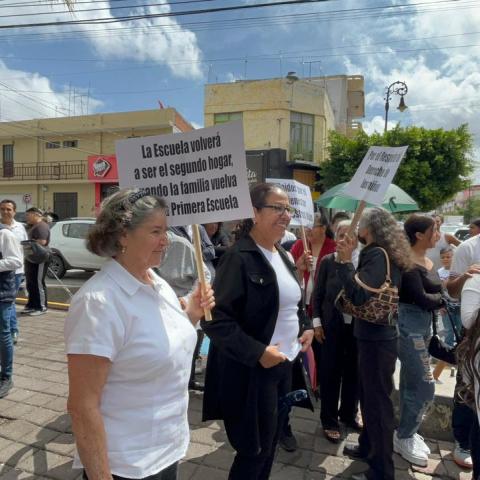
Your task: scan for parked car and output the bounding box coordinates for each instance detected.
[454,227,471,241]
[47,218,105,278]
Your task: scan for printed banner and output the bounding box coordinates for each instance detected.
[266,178,314,228]
[347,146,408,205]
[115,121,253,227]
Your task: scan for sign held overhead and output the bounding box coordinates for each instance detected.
[347,146,408,206]
[115,121,253,227]
[266,178,314,228]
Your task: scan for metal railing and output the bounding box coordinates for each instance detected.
[0,161,87,180]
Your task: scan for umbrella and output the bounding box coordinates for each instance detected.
[315,183,418,213]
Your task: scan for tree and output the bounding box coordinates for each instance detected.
[320,124,475,211]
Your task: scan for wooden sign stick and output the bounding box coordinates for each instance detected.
[348,200,367,238]
[192,224,213,321]
[300,225,309,254]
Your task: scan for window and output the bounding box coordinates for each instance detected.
[2,144,14,178]
[290,112,314,162]
[46,141,61,149]
[63,140,78,148]
[63,222,92,239]
[214,112,243,125]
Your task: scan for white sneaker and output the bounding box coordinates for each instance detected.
[393,431,429,467]
[414,433,431,454]
[453,442,473,469]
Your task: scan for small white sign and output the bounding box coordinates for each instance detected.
[347,146,408,205]
[115,121,253,227]
[266,178,314,228]
[23,193,32,204]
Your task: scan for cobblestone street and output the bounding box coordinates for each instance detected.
[0,308,472,479]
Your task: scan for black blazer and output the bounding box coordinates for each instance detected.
[311,253,345,327]
[201,235,312,450]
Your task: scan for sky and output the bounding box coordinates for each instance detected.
[0,0,479,178]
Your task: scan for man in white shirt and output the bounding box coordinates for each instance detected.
[446,233,480,471]
[0,224,23,397]
[0,200,27,345]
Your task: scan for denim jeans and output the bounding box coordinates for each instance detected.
[442,304,462,347]
[0,302,13,380]
[397,303,435,439]
[8,274,23,335]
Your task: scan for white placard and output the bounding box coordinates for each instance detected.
[347,146,408,205]
[266,178,314,228]
[115,121,253,227]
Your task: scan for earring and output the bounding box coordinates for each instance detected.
[121,246,126,254]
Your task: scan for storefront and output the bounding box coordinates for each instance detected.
[87,155,119,211]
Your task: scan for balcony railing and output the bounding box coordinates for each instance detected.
[0,161,87,181]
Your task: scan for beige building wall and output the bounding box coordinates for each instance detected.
[0,108,192,216]
[205,78,337,165]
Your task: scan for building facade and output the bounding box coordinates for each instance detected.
[0,108,192,218]
[204,75,365,189]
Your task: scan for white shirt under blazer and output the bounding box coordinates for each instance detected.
[64,259,197,478]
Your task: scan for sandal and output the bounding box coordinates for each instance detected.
[323,428,342,444]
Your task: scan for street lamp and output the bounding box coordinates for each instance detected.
[384,81,408,133]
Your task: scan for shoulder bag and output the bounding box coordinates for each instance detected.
[428,307,461,365]
[335,247,399,326]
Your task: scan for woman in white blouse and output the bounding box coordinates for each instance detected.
[65,188,214,480]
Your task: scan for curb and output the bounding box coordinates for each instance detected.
[15,297,70,311]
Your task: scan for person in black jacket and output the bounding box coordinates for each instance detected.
[201,182,314,480]
[312,220,360,443]
[338,207,413,480]
[394,214,443,467]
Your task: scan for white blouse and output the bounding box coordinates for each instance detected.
[64,259,197,478]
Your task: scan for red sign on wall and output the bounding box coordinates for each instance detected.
[87,155,119,183]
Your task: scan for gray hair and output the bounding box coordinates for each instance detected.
[358,207,413,270]
[87,188,167,258]
[335,219,352,235]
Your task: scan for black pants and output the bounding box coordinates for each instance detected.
[225,361,292,480]
[189,330,204,384]
[25,259,49,310]
[83,462,177,480]
[357,338,397,480]
[471,412,480,480]
[317,320,359,429]
[453,400,475,450]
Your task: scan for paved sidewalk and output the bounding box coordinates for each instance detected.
[0,309,473,479]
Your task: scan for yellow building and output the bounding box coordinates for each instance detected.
[0,108,192,218]
[204,74,364,187]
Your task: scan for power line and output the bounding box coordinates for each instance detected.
[0,0,335,28]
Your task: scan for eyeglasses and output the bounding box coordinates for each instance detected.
[260,204,296,215]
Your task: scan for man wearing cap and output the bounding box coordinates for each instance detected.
[23,207,50,316]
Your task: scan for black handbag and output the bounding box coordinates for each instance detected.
[428,306,461,365]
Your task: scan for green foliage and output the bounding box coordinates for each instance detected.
[320,124,475,211]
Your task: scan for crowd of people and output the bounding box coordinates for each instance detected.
[0,183,475,480]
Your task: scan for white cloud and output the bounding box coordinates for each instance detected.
[191,121,203,129]
[0,60,103,122]
[0,1,203,79]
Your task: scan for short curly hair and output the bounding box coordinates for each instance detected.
[87,188,167,258]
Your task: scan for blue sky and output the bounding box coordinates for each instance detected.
[0,0,479,177]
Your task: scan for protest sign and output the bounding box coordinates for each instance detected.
[347,146,408,205]
[346,145,408,235]
[115,121,253,227]
[116,121,252,321]
[266,178,315,228]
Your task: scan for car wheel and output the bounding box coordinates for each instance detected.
[47,253,67,279]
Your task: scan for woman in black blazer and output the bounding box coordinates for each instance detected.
[311,221,360,443]
[202,183,314,480]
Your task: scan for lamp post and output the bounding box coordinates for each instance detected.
[384,81,408,133]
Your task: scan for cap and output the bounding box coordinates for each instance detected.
[26,207,44,215]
